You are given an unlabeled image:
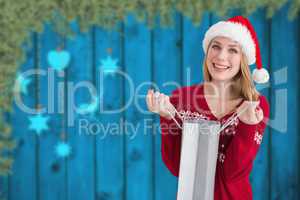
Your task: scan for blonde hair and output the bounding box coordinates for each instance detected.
[203,44,260,101]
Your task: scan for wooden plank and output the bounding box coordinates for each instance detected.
[94,26,125,199]
[154,14,182,200]
[0,111,10,199]
[271,4,300,200]
[9,34,38,200]
[0,176,8,199]
[66,23,96,200]
[183,13,210,85]
[248,11,271,200]
[38,24,66,200]
[123,15,153,200]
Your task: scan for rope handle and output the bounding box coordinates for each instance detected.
[217,104,249,133]
[156,87,258,133]
[165,105,183,130]
[165,101,258,133]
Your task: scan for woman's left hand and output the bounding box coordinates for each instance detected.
[236,101,264,125]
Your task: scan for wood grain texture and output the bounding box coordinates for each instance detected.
[270,4,300,200]
[153,14,182,200]
[9,34,38,200]
[38,24,66,200]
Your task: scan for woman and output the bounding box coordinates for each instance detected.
[146,16,270,199]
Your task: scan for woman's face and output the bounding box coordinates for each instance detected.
[206,36,242,83]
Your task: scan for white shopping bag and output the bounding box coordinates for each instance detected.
[177,119,221,200]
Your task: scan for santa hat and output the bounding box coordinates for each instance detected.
[202,16,269,84]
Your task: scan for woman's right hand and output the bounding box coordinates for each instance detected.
[146,89,176,120]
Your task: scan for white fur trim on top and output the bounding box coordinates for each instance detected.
[252,68,269,83]
[203,21,256,65]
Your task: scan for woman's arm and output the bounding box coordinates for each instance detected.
[146,88,182,177]
[159,89,183,177]
[222,95,270,182]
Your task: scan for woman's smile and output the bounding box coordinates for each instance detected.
[212,62,231,71]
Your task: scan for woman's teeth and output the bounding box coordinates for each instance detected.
[213,63,230,70]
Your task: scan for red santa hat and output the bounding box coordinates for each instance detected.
[202,15,269,84]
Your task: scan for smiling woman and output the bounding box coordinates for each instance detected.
[146,15,271,200]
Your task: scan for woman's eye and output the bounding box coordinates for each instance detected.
[212,45,220,50]
[229,48,238,54]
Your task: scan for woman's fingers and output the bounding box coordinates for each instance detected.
[146,89,173,117]
[164,95,175,118]
[148,90,154,111]
[146,89,153,111]
[146,89,175,119]
[159,93,165,111]
[153,91,160,112]
[147,89,159,113]
[255,106,264,122]
[244,100,259,110]
[238,101,259,114]
[237,100,263,124]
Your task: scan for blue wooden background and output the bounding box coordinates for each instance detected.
[0,4,299,200]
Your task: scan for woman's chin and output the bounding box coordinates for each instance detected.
[210,75,233,83]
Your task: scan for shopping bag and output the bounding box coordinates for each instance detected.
[177,118,221,200]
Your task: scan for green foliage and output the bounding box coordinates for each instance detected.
[0,0,299,176]
[0,113,16,176]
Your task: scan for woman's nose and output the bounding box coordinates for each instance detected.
[216,49,228,61]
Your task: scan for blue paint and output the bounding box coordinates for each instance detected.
[9,34,38,200]
[66,22,96,200]
[94,25,125,200]
[38,24,67,200]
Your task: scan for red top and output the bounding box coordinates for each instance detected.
[160,84,270,200]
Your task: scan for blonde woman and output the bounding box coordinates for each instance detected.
[146,16,270,199]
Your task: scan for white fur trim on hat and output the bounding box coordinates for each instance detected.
[203,21,256,65]
[252,68,269,84]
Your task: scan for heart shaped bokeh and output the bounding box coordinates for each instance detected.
[47,50,71,71]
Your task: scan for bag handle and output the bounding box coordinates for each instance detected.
[218,105,248,133]
[166,101,257,133]
[166,106,183,130]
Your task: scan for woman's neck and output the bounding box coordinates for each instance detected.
[204,80,240,101]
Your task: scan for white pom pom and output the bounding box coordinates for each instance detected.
[252,68,269,84]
